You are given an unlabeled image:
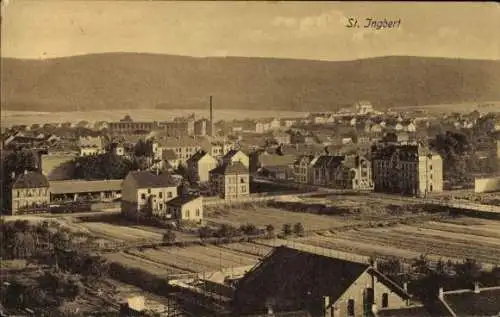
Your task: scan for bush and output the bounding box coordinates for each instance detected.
[282,223,292,236]
[293,222,304,237]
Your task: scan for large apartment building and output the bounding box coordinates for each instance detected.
[371,143,443,197]
[108,115,157,135]
[209,161,250,200]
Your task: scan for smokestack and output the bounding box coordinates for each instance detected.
[209,96,214,137]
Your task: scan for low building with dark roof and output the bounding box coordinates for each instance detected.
[49,179,123,204]
[10,171,50,215]
[209,161,250,200]
[121,170,179,218]
[232,246,416,317]
[438,284,500,317]
[166,195,203,223]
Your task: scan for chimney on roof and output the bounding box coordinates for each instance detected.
[209,96,214,137]
[474,282,480,293]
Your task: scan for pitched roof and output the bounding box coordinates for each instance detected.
[259,153,297,167]
[187,150,208,164]
[210,161,249,175]
[50,179,123,194]
[167,195,202,207]
[311,155,344,168]
[443,287,500,317]
[128,171,177,188]
[12,171,50,189]
[233,246,370,315]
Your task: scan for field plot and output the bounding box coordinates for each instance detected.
[206,207,355,231]
[104,252,187,277]
[220,242,273,257]
[293,219,500,267]
[108,244,263,276]
[80,222,162,242]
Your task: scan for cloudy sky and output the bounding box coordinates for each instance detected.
[1,1,499,61]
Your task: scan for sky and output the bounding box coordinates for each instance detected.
[1,1,499,61]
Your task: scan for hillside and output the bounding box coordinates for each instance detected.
[2,53,500,112]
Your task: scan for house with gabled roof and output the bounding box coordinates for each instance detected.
[209,161,250,200]
[186,150,218,183]
[10,171,50,215]
[309,155,344,186]
[222,149,250,169]
[232,246,417,317]
[121,170,178,219]
[166,194,203,224]
[293,155,315,184]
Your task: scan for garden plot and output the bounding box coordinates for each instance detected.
[220,242,273,257]
[291,219,500,267]
[103,252,185,277]
[127,245,261,273]
[79,222,162,242]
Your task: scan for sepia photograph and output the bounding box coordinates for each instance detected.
[1,1,500,316]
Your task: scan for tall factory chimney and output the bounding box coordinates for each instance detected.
[209,95,214,137]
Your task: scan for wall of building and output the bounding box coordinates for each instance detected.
[475,176,500,193]
[331,271,408,317]
[180,198,203,222]
[11,188,51,215]
[197,156,218,183]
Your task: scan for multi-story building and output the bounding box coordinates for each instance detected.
[293,155,315,184]
[371,143,443,197]
[331,155,374,190]
[209,162,250,200]
[194,118,208,136]
[121,171,178,219]
[161,116,195,137]
[10,171,51,215]
[309,155,344,186]
[205,138,233,160]
[157,136,203,165]
[108,115,157,135]
[186,150,218,183]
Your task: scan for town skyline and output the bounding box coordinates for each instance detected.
[2,1,499,61]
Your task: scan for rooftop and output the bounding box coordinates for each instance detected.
[128,170,177,188]
[12,171,50,189]
[50,179,123,194]
[443,286,500,317]
[166,195,202,207]
[210,161,249,175]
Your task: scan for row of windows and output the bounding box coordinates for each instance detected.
[346,292,389,316]
[140,191,173,200]
[227,177,247,184]
[15,188,49,197]
[227,186,247,193]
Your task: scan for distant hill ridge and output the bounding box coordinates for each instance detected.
[2,53,500,112]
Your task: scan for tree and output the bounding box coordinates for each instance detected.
[134,139,154,157]
[282,223,292,236]
[240,223,258,236]
[198,226,214,239]
[293,222,304,237]
[162,230,176,244]
[454,258,482,285]
[266,224,275,238]
[72,153,138,180]
[412,254,431,275]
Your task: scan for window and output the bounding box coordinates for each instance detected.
[347,299,355,316]
[159,192,163,199]
[241,186,246,193]
[16,190,19,198]
[382,293,389,308]
[429,165,433,170]
[141,193,146,200]
[185,210,190,218]
[167,192,172,198]
[147,188,151,194]
[196,209,200,217]
[240,177,245,183]
[159,203,163,210]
